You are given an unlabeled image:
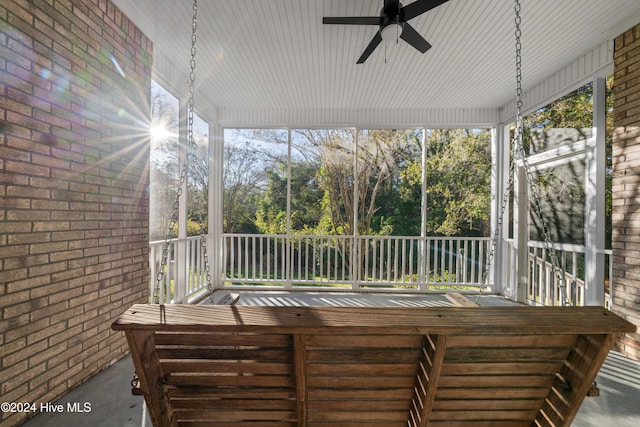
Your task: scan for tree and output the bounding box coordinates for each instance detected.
[255,161,324,234]
[222,140,268,233]
[422,129,492,236]
[292,129,421,237]
[186,129,209,233]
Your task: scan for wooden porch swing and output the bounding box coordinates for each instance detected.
[112,1,636,426]
[113,304,634,427]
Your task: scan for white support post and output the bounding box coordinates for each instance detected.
[490,126,504,295]
[209,124,224,290]
[584,77,607,306]
[514,163,529,303]
[175,105,189,304]
[285,128,292,290]
[419,129,428,291]
[352,129,359,290]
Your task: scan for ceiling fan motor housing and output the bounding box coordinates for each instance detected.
[380,2,405,40]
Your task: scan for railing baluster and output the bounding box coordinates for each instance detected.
[341,237,346,281]
[306,237,310,282]
[231,236,236,281]
[258,236,263,282]
[576,252,582,306]
[408,238,414,284]
[251,236,258,280]
[297,236,302,282]
[464,239,468,285]
[425,238,432,286]
[282,237,288,286]
[470,239,477,284]
[438,239,444,283]
[377,237,383,283]
[333,236,337,282]
[403,238,407,283]
[448,239,453,284]
[363,237,370,284]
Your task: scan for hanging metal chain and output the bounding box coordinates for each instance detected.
[153,154,190,303]
[154,0,215,305]
[482,0,565,304]
[481,0,523,293]
[186,0,216,305]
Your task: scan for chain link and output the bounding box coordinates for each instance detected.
[154,0,215,305]
[483,0,565,304]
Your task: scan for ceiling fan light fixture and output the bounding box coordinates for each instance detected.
[380,23,402,42]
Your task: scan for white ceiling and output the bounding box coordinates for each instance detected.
[112,0,640,124]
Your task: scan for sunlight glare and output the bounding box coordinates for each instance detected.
[150,122,171,144]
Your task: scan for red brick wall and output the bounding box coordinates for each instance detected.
[612,23,640,360]
[0,0,151,425]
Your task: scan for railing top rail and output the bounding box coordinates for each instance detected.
[527,240,586,252]
[150,235,204,246]
[220,233,491,241]
[507,239,612,255]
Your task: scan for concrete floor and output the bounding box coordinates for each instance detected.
[21,291,640,427]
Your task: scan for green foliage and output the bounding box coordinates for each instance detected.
[256,162,325,234]
[187,218,206,236]
[423,129,492,236]
[168,219,208,238]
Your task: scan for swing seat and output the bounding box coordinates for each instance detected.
[112,304,635,427]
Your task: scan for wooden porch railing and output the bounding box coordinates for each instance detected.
[504,240,613,307]
[149,235,612,307]
[149,234,491,303]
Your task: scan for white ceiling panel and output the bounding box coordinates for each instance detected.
[112,0,640,122]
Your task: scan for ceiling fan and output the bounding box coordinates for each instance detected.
[323,0,450,64]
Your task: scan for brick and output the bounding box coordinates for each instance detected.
[29,177,69,190]
[26,321,67,346]
[3,339,49,368]
[0,353,27,385]
[0,197,31,209]
[8,231,51,245]
[29,241,69,255]
[31,221,69,232]
[6,274,50,293]
[6,185,51,199]
[1,289,30,307]
[0,243,28,258]
[0,145,31,162]
[5,159,50,177]
[50,266,85,283]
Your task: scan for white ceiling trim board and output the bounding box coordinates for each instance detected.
[216,108,500,129]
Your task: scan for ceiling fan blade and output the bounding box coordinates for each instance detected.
[402,0,450,21]
[400,23,431,53]
[357,32,383,64]
[323,16,380,25]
